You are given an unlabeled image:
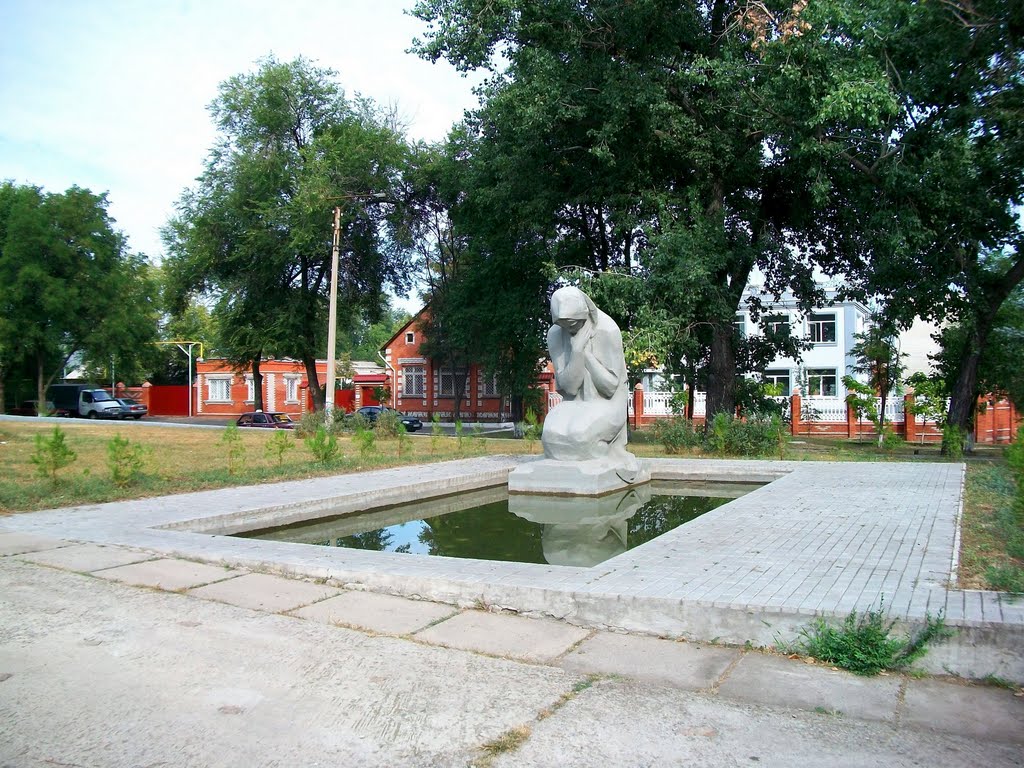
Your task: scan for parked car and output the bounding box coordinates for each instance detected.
[355,405,423,432]
[236,411,295,429]
[8,400,68,417]
[116,397,148,420]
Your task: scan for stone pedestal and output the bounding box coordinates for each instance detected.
[507,457,651,497]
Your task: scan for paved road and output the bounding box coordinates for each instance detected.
[1,534,1021,768]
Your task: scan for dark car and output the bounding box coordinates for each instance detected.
[116,397,148,420]
[236,411,295,429]
[8,400,69,417]
[356,405,423,432]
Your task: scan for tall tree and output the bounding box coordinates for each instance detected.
[164,56,413,411]
[0,182,157,407]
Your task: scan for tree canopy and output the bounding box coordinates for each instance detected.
[0,182,158,407]
[164,56,414,410]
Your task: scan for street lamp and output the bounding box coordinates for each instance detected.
[325,193,388,416]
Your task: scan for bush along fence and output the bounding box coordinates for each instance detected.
[625,385,1021,445]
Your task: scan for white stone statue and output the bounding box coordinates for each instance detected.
[543,286,632,462]
[508,286,649,496]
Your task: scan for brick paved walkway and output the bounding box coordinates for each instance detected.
[1,456,1020,680]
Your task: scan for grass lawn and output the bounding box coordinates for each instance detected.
[2,419,1020,592]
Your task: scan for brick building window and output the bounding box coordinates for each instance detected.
[808,313,837,344]
[481,373,500,398]
[403,365,425,397]
[284,376,300,403]
[439,368,469,398]
[405,332,415,344]
[245,375,254,402]
[207,376,231,402]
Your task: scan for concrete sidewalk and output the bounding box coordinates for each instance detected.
[2,536,1022,767]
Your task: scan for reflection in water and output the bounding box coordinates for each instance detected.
[508,486,652,567]
[238,481,754,567]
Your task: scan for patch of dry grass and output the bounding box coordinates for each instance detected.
[0,420,529,513]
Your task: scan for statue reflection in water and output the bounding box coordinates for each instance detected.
[508,485,653,567]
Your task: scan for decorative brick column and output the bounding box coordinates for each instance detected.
[790,393,801,436]
[846,399,857,439]
[633,383,644,429]
[904,393,917,443]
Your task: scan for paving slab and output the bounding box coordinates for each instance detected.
[902,677,1024,744]
[559,631,740,690]
[17,543,155,572]
[94,558,242,591]
[0,556,582,768]
[717,653,901,722]
[187,572,339,613]
[492,677,1024,768]
[415,610,591,663]
[0,532,67,556]
[291,590,457,635]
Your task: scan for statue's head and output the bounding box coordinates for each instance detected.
[550,287,594,336]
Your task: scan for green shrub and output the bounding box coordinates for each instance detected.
[430,413,444,453]
[264,429,295,466]
[107,434,148,487]
[701,413,786,457]
[30,425,77,484]
[375,408,403,439]
[985,563,1024,594]
[353,422,376,457]
[652,416,701,454]
[793,602,952,676]
[296,410,328,438]
[942,424,966,459]
[220,423,246,475]
[519,409,543,453]
[304,426,340,465]
[880,425,904,452]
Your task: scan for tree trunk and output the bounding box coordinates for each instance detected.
[945,347,981,455]
[303,356,325,412]
[252,358,264,413]
[877,388,887,448]
[704,323,737,425]
[36,352,46,417]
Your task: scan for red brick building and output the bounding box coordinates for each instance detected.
[192,358,387,418]
[379,308,553,423]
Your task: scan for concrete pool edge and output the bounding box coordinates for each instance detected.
[2,455,1021,681]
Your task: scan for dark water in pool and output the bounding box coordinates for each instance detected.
[239,481,758,567]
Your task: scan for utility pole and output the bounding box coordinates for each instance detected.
[325,206,342,416]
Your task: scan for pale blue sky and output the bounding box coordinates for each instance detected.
[0,0,479,266]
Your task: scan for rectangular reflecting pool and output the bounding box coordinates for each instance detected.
[236,481,760,567]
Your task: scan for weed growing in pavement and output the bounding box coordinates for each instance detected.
[792,600,953,676]
[30,425,77,485]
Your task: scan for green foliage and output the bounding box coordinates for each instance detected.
[430,413,444,454]
[0,182,159,402]
[652,417,701,455]
[29,425,77,484]
[220,423,246,475]
[984,564,1024,594]
[106,434,148,488]
[942,425,967,461]
[162,55,413,412]
[703,414,788,458]
[904,372,948,436]
[304,426,340,465]
[519,409,542,453]
[353,423,376,457]
[794,603,953,676]
[375,408,404,439]
[454,420,465,451]
[263,429,295,466]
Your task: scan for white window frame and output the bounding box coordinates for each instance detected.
[405,331,415,345]
[207,376,232,402]
[403,365,425,397]
[439,367,469,398]
[733,313,745,337]
[762,369,791,396]
[284,375,300,403]
[244,375,255,402]
[764,313,790,336]
[808,312,837,344]
[806,368,838,397]
[481,373,500,398]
